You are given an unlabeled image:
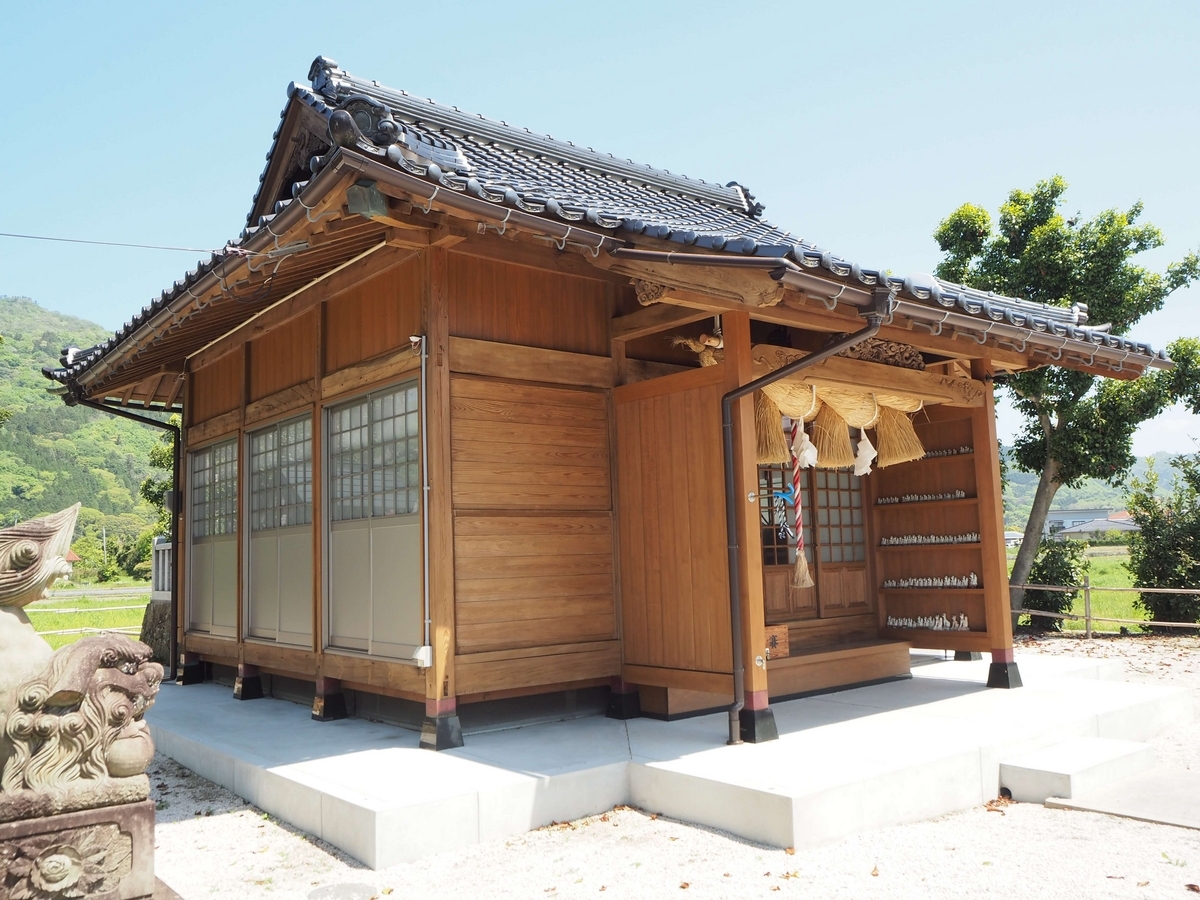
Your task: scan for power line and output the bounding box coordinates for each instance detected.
[0,231,228,255]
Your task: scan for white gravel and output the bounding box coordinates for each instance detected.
[152,635,1200,900]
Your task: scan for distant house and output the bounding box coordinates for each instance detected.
[1004,531,1024,547]
[1054,517,1140,541]
[1044,508,1112,536]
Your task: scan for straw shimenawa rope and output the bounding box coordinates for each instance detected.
[874,404,926,467]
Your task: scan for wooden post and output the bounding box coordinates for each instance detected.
[721,311,776,740]
[421,248,463,750]
[1084,574,1092,640]
[970,359,1021,688]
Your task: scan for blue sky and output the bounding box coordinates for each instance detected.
[1,1,1196,454]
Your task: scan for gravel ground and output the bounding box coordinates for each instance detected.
[152,635,1200,900]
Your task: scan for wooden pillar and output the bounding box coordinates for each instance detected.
[312,303,325,661]
[970,359,1021,688]
[421,248,463,749]
[722,311,776,741]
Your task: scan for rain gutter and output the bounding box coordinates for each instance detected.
[721,288,892,745]
[75,398,180,680]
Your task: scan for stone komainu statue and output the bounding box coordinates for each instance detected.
[0,505,163,899]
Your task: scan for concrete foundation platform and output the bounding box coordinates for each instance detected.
[1046,769,1200,830]
[999,736,1155,802]
[146,652,1191,868]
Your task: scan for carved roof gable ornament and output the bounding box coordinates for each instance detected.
[635,280,668,306]
[827,335,927,371]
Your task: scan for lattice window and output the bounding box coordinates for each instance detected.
[758,464,813,566]
[815,468,865,563]
[190,439,237,539]
[328,381,420,522]
[249,416,313,531]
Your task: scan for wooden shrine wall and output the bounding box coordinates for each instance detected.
[324,257,423,374]
[189,350,242,426]
[448,373,617,661]
[613,364,733,684]
[445,251,620,695]
[447,254,610,356]
[248,309,316,402]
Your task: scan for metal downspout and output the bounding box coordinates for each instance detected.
[77,398,181,680]
[721,290,892,745]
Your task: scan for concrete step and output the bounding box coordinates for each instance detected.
[999,737,1154,803]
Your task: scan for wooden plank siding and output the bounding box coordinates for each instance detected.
[189,350,242,425]
[449,371,616,655]
[248,309,316,401]
[450,378,611,510]
[324,255,423,373]
[613,364,733,676]
[447,253,610,356]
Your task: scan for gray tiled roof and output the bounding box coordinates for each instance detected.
[47,56,1168,390]
[260,58,1168,365]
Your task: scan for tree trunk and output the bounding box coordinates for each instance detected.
[1010,457,1062,610]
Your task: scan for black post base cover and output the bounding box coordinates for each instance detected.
[420,715,464,751]
[605,689,641,720]
[177,661,205,686]
[738,706,779,743]
[954,651,983,661]
[987,661,1023,689]
[312,692,348,722]
[233,674,264,701]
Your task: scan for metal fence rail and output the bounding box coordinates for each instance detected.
[1010,579,1200,637]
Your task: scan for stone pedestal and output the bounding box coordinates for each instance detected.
[0,799,156,899]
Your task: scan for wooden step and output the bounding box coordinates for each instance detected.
[767,639,911,700]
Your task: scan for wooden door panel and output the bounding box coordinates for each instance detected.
[764,565,818,623]
[818,565,871,618]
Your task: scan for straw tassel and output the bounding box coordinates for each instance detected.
[754,391,791,464]
[789,422,814,589]
[810,404,856,469]
[874,405,926,467]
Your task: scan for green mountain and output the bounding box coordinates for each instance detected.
[1002,448,1177,529]
[0,296,161,574]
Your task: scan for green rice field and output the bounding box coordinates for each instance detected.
[1007,547,1149,632]
[24,589,150,649]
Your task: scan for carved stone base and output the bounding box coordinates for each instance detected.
[0,799,155,899]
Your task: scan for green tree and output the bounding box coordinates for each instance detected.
[1126,456,1200,624]
[1023,539,1089,631]
[138,415,178,539]
[934,176,1200,608]
[0,335,11,429]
